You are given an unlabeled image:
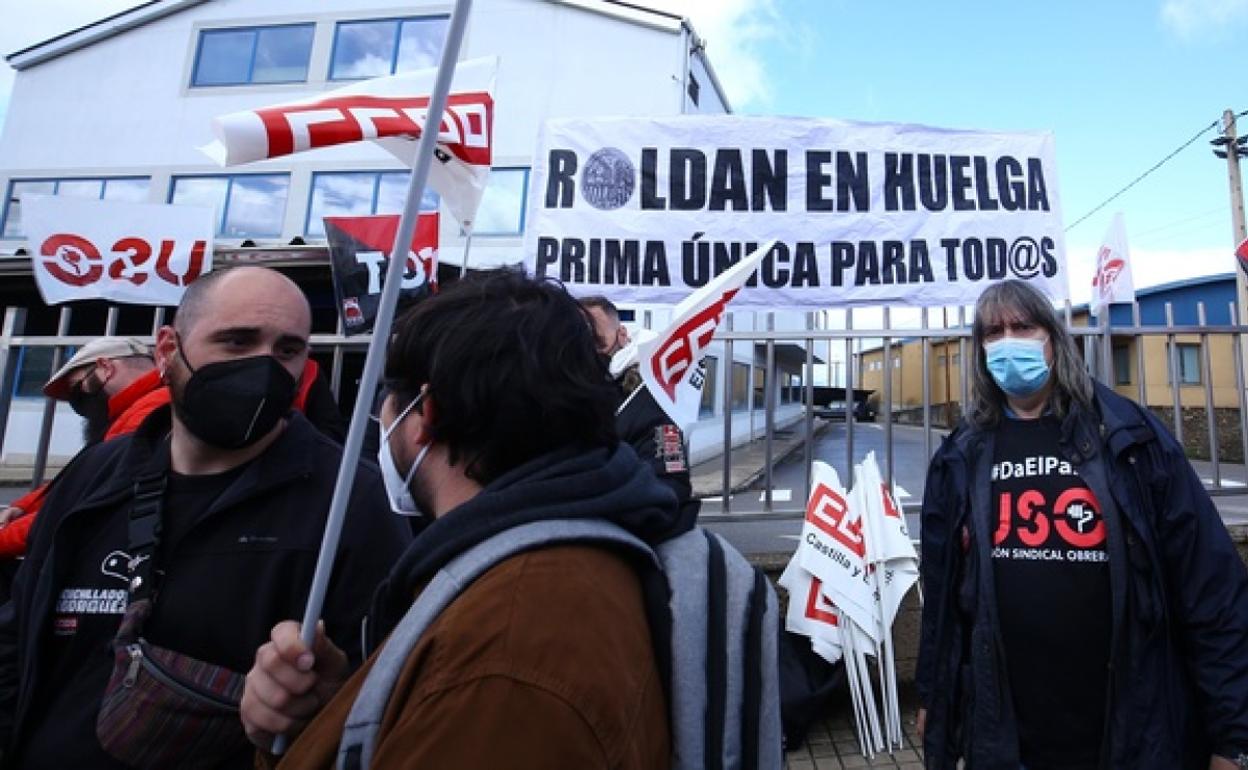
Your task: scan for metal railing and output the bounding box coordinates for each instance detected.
[1,297,1246,521]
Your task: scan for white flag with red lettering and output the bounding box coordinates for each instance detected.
[1090,212,1135,316]
[24,196,213,306]
[637,240,774,430]
[201,57,497,230]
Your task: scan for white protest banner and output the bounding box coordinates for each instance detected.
[796,461,880,640]
[637,240,772,429]
[202,56,497,229]
[1090,212,1134,316]
[524,115,1067,307]
[23,196,213,306]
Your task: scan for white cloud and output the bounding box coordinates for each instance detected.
[647,0,787,110]
[1160,0,1248,38]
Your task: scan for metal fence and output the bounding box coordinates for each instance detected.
[0,293,1245,521]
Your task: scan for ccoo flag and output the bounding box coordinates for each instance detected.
[638,239,774,430]
[1090,212,1135,316]
[201,57,497,230]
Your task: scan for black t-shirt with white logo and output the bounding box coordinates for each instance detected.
[991,414,1111,770]
[18,465,244,769]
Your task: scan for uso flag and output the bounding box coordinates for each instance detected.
[638,240,773,429]
[202,57,496,230]
[23,196,213,306]
[324,214,439,336]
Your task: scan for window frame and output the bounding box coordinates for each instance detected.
[328,15,450,81]
[463,167,530,237]
[1112,344,1131,386]
[1165,342,1202,386]
[2,176,152,238]
[190,23,316,88]
[699,356,717,418]
[169,173,291,239]
[304,170,440,237]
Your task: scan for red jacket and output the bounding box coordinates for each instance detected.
[0,362,326,558]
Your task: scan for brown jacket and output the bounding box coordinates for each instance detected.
[275,544,670,769]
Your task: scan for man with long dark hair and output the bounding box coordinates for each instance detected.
[917,279,1248,769]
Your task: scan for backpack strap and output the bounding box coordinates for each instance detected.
[657,528,783,770]
[337,518,655,770]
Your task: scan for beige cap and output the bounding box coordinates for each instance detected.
[43,337,150,400]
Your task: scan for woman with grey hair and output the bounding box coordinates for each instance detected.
[915,279,1248,770]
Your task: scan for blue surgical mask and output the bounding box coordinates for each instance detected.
[378,392,429,517]
[984,336,1050,397]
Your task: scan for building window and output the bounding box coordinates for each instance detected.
[1112,344,1131,385]
[469,168,529,236]
[171,174,290,238]
[13,346,61,398]
[306,171,440,238]
[731,362,750,412]
[330,16,449,80]
[687,72,700,107]
[192,24,315,86]
[699,356,717,418]
[1167,342,1202,385]
[2,177,151,238]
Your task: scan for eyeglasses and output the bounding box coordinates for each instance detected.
[67,365,102,399]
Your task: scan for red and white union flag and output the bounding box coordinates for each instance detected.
[638,240,774,430]
[1090,211,1135,315]
[200,56,497,231]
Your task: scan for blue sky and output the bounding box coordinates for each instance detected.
[1,0,1245,297]
[678,0,1248,296]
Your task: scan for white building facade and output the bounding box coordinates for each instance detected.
[0,0,804,469]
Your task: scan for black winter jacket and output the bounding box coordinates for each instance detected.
[0,406,411,763]
[916,383,1248,769]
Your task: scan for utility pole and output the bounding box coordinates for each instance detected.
[1213,109,1248,399]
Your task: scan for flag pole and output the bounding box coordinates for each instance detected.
[273,0,474,754]
[459,228,474,277]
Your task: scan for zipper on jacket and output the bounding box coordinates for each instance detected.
[123,643,142,687]
[125,639,240,712]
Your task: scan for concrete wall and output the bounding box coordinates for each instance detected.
[687,402,806,465]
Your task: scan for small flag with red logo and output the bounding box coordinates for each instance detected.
[637,239,774,430]
[1090,212,1135,316]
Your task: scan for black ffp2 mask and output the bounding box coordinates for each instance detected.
[175,348,297,450]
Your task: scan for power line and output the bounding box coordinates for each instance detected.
[1065,119,1219,232]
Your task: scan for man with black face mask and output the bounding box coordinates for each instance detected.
[0,338,164,562]
[0,266,411,769]
[582,296,699,539]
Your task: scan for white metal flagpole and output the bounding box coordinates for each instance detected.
[459,228,474,277]
[272,0,475,754]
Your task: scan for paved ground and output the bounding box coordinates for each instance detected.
[786,689,926,769]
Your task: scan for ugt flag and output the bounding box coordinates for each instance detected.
[201,57,496,230]
[1090,212,1134,316]
[324,214,439,336]
[637,240,773,430]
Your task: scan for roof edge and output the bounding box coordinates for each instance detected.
[682,19,733,114]
[7,0,213,70]
[545,0,682,34]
